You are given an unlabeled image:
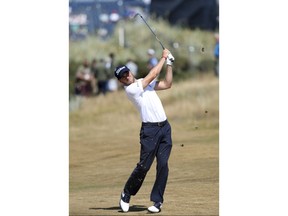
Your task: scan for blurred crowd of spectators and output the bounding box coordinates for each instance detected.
[74,36,219,98]
[73,48,161,97]
[74,50,158,97]
[74,52,117,97]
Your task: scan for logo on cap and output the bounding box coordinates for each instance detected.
[115,66,126,76]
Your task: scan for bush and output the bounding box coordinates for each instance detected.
[69,19,218,96]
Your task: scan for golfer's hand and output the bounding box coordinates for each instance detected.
[162,49,170,59]
[166,53,175,66]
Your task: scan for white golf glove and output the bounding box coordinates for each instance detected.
[166,53,175,66]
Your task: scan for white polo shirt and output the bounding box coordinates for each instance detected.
[124,79,167,123]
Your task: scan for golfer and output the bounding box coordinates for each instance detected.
[114,48,175,213]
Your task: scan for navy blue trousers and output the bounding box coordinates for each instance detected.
[123,120,172,203]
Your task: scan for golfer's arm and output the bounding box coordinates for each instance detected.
[142,57,166,89]
[155,65,173,90]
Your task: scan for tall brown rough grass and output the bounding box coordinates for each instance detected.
[69,73,219,215]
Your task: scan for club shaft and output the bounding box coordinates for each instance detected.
[137,14,165,50]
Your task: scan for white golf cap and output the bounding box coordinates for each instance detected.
[147,48,155,55]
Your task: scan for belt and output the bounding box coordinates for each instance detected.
[142,119,167,127]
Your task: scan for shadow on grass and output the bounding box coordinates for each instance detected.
[89,205,147,213]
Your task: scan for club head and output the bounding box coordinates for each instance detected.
[133,13,142,19]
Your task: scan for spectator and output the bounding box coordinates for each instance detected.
[90,58,98,94]
[94,59,109,95]
[74,59,95,96]
[126,58,138,78]
[105,52,118,92]
[147,49,158,70]
[105,52,115,78]
[214,33,219,77]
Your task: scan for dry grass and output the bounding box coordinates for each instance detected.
[69,73,219,215]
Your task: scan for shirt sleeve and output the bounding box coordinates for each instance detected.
[125,79,144,97]
[149,80,157,89]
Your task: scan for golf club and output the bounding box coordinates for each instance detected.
[134,13,165,50]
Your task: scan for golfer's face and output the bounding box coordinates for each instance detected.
[119,71,134,85]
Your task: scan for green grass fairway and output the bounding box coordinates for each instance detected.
[70,73,219,215]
